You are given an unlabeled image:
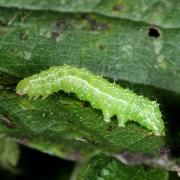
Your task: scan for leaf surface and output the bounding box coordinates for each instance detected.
[77,154,169,180]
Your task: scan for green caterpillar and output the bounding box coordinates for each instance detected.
[16,65,165,136]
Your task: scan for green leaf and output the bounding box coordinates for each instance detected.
[0,89,164,160]
[0,8,179,93]
[76,154,169,180]
[0,0,179,28]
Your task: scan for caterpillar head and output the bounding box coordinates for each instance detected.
[16,78,31,96]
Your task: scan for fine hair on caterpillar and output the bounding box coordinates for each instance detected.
[16,65,165,136]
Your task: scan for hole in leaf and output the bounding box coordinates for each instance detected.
[148,27,160,38]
